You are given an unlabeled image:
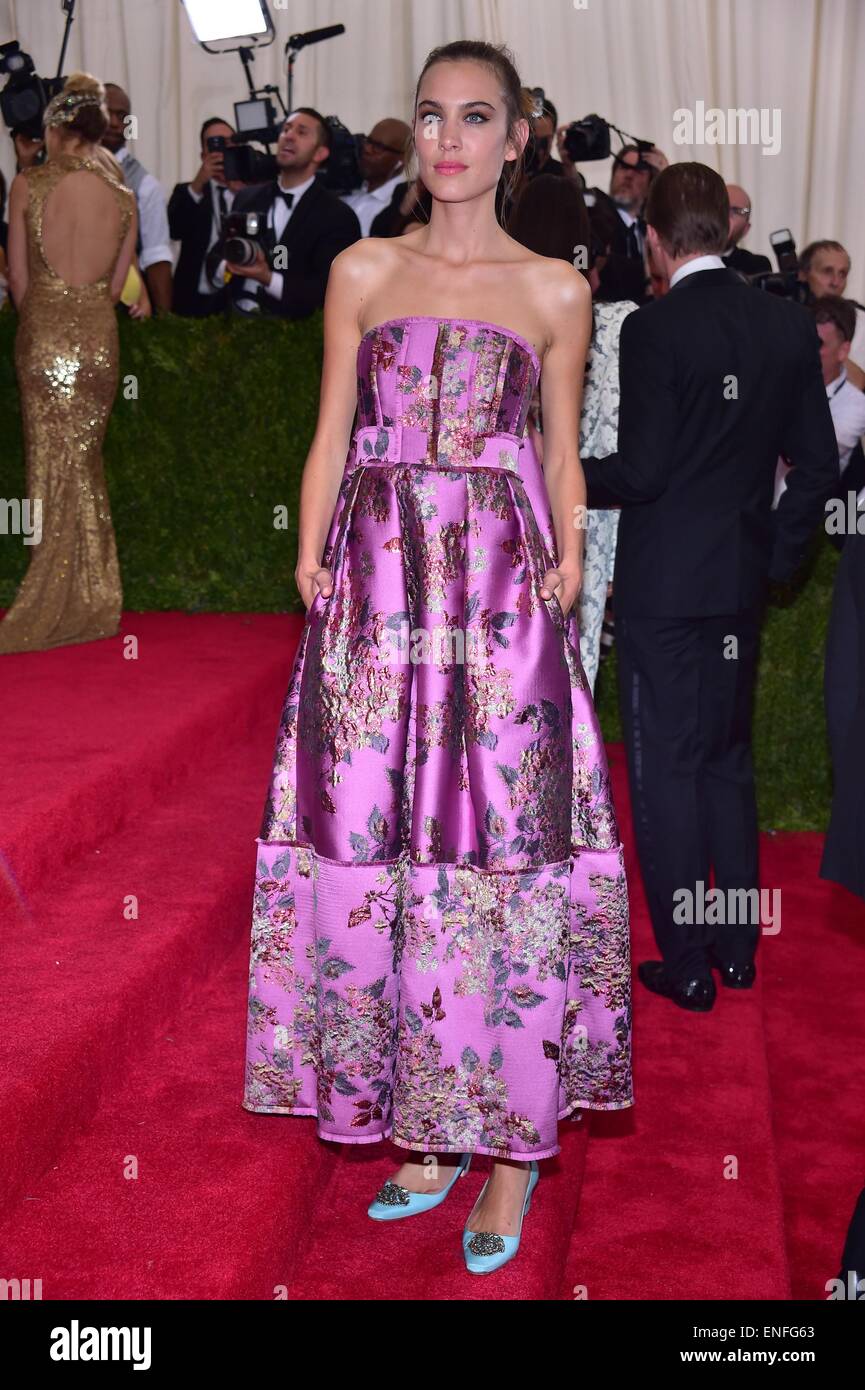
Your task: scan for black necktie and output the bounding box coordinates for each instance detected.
[217,185,228,216]
[275,188,294,209]
[625,222,640,259]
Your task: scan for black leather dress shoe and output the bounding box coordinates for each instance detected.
[708,949,756,989]
[637,960,716,1011]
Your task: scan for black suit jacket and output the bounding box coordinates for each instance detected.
[227,177,361,318]
[582,267,839,616]
[586,187,649,305]
[827,439,865,552]
[368,181,410,238]
[168,181,228,316]
[723,244,772,277]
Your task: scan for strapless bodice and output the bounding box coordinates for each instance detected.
[354,315,540,473]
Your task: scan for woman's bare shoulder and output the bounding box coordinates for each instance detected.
[333,232,411,277]
[531,256,592,344]
[329,234,412,324]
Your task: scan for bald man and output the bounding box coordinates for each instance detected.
[102,83,173,313]
[340,117,412,237]
[722,184,771,277]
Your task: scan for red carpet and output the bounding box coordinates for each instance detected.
[0,613,863,1299]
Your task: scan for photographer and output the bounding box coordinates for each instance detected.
[168,118,242,317]
[584,145,668,305]
[798,239,865,389]
[773,296,865,510]
[212,109,361,318]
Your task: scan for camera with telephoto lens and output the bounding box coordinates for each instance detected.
[220,211,263,267]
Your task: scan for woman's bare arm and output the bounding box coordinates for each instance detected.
[294,239,377,609]
[535,262,593,616]
[7,172,29,308]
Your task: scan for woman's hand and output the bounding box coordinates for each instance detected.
[297,565,334,612]
[540,563,582,619]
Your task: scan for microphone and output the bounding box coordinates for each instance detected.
[285,25,345,52]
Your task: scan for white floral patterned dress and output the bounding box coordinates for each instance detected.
[577,300,638,691]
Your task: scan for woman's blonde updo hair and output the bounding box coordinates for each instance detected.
[43,71,109,143]
[404,40,534,225]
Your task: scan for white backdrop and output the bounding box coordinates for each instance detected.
[2,0,863,299]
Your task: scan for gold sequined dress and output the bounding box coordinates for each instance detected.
[0,151,133,654]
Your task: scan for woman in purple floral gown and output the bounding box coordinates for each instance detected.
[243,39,632,1274]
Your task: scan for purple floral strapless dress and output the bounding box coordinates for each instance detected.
[243,316,633,1160]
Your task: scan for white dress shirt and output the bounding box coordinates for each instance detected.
[186,179,236,295]
[116,145,173,272]
[848,304,865,375]
[340,169,406,237]
[668,253,727,289]
[773,367,865,507]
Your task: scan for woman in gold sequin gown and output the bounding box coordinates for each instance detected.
[0,73,138,654]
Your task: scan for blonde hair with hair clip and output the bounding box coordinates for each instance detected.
[43,72,106,129]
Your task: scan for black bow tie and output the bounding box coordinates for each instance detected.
[275,188,294,208]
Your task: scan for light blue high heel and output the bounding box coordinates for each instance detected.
[367,1152,472,1221]
[462,1160,539,1274]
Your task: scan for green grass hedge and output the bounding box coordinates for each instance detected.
[594,538,837,831]
[0,308,320,612]
[0,306,837,830]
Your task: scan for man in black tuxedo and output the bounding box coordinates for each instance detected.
[216,108,360,317]
[168,117,239,317]
[582,162,838,1011]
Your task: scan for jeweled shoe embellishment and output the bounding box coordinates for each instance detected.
[374,1180,411,1206]
[466,1231,506,1255]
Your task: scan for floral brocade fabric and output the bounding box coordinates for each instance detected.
[243,316,633,1159]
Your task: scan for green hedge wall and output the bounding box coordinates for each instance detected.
[0,306,837,830]
[0,308,320,613]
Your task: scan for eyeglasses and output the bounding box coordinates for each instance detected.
[363,136,405,156]
[729,205,751,217]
